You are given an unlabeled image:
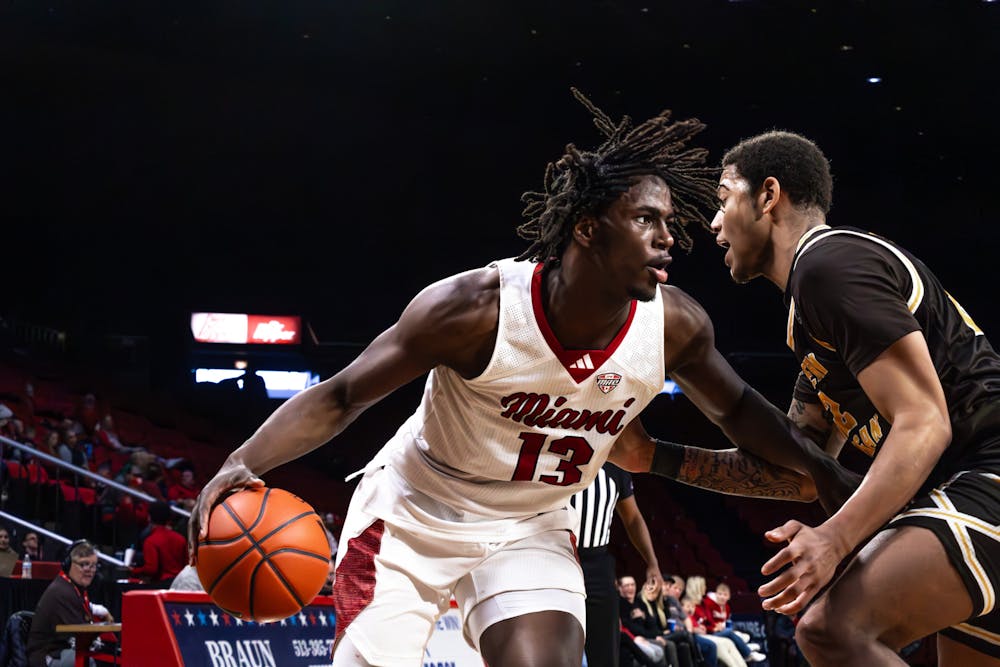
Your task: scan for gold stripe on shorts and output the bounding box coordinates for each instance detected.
[893,488,996,616]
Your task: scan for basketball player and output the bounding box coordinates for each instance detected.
[702,130,1000,665]
[189,94,854,667]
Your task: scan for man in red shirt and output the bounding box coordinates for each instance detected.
[132,502,187,583]
[167,468,201,511]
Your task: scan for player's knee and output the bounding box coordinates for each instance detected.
[796,602,846,656]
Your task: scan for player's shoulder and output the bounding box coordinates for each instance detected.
[793,227,899,294]
[659,284,712,336]
[796,227,892,272]
[407,264,501,337]
[659,284,715,368]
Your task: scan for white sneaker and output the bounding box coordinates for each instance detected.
[747,642,761,651]
[735,630,752,643]
[747,651,767,663]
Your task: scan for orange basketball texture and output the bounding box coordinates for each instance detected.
[197,487,330,622]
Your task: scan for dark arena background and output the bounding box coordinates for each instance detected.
[1,1,997,665]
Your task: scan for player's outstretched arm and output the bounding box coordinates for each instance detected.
[656,286,859,513]
[609,419,817,501]
[189,267,502,561]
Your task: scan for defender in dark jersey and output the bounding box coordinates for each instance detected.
[711,130,1000,666]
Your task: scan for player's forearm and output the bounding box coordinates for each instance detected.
[226,381,362,475]
[652,441,817,501]
[716,386,837,480]
[821,413,950,557]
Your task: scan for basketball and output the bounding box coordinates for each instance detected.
[197,486,331,622]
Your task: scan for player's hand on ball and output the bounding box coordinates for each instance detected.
[188,462,264,564]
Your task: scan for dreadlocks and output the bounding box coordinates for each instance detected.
[517,88,718,264]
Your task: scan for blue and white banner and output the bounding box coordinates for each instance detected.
[164,602,336,667]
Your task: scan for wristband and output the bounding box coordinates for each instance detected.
[650,439,685,479]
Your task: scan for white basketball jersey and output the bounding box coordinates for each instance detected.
[359,257,665,541]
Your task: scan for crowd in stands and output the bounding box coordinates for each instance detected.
[2,388,202,548]
[618,574,767,667]
[0,366,344,590]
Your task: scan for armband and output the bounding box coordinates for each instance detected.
[650,439,685,479]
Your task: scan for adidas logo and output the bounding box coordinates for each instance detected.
[569,353,595,370]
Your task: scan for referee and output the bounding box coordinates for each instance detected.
[571,461,661,666]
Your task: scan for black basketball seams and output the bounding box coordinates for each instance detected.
[199,487,274,548]
[248,547,330,616]
[204,489,274,594]
[204,502,324,602]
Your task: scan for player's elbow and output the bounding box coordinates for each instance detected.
[926,411,952,457]
[798,474,818,503]
[608,436,655,474]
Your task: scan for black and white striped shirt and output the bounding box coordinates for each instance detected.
[570,462,634,549]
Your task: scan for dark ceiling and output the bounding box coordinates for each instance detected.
[2,0,998,359]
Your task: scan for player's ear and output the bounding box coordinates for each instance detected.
[573,216,597,246]
[758,177,781,216]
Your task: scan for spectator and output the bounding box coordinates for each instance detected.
[21,531,45,561]
[1,404,27,462]
[0,526,18,576]
[167,468,201,511]
[27,540,113,667]
[619,575,669,666]
[687,577,765,663]
[139,463,168,502]
[94,414,142,456]
[639,578,697,667]
[75,394,100,436]
[703,583,761,651]
[43,430,62,459]
[22,424,39,447]
[320,557,336,596]
[683,596,748,667]
[321,511,340,557]
[169,564,205,592]
[0,402,16,437]
[131,502,187,584]
[103,464,150,541]
[664,576,718,667]
[55,428,89,469]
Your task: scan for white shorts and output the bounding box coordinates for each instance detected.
[332,476,586,666]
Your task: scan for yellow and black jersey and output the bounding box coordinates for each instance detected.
[786,225,1000,490]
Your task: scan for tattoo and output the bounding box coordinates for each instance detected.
[677,447,809,500]
[788,399,832,447]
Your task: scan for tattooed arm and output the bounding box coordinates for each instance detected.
[787,384,846,458]
[676,445,815,500]
[616,286,860,514]
[609,420,817,501]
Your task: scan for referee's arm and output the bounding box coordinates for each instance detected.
[616,495,661,593]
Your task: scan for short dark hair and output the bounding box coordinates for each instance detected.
[518,89,718,264]
[722,130,833,214]
[150,501,172,525]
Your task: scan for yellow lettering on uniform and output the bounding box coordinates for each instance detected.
[947,292,984,335]
[800,353,829,388]
[858,425,877,454]
[868,415,883,443]
[851,432,876,457]
[817,391,858,438]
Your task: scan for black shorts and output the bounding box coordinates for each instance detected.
[888,469,1000,656]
